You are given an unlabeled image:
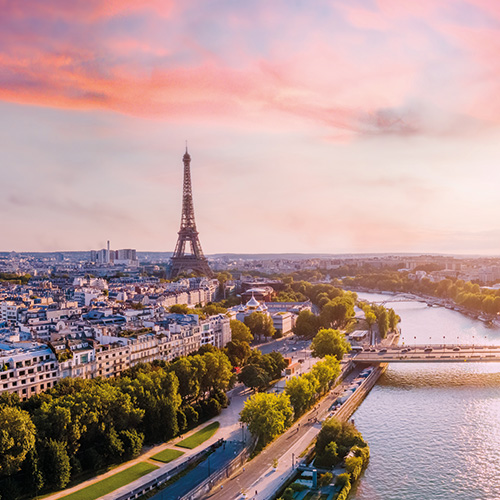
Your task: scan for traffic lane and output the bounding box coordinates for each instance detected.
[205,367,364,500]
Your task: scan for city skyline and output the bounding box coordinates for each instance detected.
[2,1,500,254]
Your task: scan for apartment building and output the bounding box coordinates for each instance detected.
[0,341,59,400]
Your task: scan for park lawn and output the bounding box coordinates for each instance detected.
[176,421,220,449]
[59,462,158,500]
[151,448,185,463]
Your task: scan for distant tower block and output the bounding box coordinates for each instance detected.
[169,147,213,278]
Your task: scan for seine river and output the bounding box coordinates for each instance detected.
[350,292,500,500]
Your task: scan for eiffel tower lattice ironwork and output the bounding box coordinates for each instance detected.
[169,147,213,278]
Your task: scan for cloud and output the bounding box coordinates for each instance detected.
[0,0,499,141]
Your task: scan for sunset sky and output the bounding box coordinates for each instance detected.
[2,0,500,255]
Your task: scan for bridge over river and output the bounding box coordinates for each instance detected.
[353,345,500,363]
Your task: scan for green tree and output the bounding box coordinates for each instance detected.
[311,329,351,360]
[336,472,351,488]
[171,357,201,402]
[320,296,355,329]
[170,304,189,314]
[225,340,252,367]
[239,364,270,391]
[377,309,389,339]
[365,311,376,333]
[203,303,227,316]
[201,351,233,394]
[345,455,364,481]
[318,471,333,487]
[0,406,36,476]
[41,439,71,489]
[388,308,399,331]
[285,375,316,416]
[230,319,254,343]
[244,312,276,341]
[315,417,366,468]
[240,392,293,446]
[311,356,341,393]
[293,310,320,338]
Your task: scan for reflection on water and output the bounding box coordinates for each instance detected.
[350,292,500,500]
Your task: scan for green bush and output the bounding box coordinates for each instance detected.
[352,444,370,462]
[318,472,333,487]
[290,482,307,491]
[345,455,363,481]
[335,472,350,488]
[335,482,351,500]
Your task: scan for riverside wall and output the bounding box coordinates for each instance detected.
[333,363,387,423]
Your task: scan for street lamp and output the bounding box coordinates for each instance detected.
[414,336,417,352]
[443,336,446,352]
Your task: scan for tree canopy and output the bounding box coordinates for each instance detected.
[240,393,293,446]
[244,312,276,340]
[230,319,254,344]
[311,329,351,359]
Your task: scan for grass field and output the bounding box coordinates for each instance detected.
[151,448,185,463]
[59,462,158,500]
[175,422,220,449]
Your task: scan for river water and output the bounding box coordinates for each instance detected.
[350,292,500,500]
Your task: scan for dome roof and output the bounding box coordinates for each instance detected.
[246,294,260,308]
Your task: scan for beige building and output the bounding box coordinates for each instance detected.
[0,341,59,400]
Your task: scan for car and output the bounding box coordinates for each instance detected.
[453,346,461,352]
[424,347,433,353]
[401,348,408,353]
[370,348,376,352]
[298,359,305,363]
[292,347,297,351]
[378,349,387,354]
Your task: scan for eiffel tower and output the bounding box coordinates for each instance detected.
[169,147,213,278]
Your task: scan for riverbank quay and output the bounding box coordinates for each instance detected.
[203,360,386,500]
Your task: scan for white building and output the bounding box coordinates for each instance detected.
[0,341,59,400]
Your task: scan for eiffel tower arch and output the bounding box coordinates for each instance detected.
[169,147,213,278]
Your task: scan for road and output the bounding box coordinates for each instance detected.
[204,364,359,500]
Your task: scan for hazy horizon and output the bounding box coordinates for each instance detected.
[2,1,500,254]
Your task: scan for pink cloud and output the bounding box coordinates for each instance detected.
[1,0,500,139]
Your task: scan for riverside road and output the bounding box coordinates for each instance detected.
[204,365,363,500]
